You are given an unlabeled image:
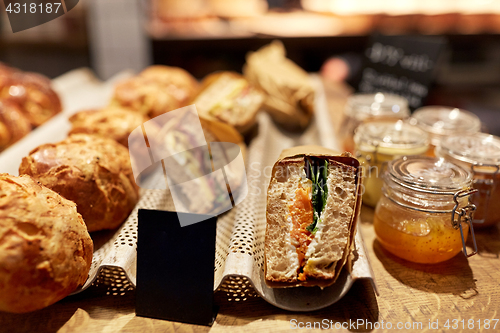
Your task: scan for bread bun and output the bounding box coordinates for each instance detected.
[111,65,199,118]
[0,174,93,313]
[0,71,62,127]
[0,99,32,152]
[19,134,139,232]
[69,107,148,147]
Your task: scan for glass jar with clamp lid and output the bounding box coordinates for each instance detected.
[374,156,478,264]
[436,133,500,227]
[410,106,481,156]
[354,120,429,207]
[341,92,410,153]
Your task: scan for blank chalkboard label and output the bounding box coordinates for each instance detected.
[136,209,218,326]
[357,35,446,110]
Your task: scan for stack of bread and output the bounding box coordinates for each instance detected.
[0,51,338,312]
[0,128,140,313]
[0,63,62,152]
[0,63,251,313]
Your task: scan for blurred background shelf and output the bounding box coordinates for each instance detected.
[1,0,499,134]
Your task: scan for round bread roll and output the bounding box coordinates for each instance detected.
[19,134,140,232]
[0,174,93,313]
[0,99,32,152]
[111,65,199,118]
[0,71,62,127]
[69,107,148,147]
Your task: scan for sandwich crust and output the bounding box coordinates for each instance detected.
[265,159,305,283]
[0,174,93,313]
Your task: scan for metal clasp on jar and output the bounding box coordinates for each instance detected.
[451,188,479,258]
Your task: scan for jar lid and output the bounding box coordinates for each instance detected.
[410,106,481,137]
[346,92,410,120]
[388,156,472,192]
[354,120,428,154]
[438,133,500,166]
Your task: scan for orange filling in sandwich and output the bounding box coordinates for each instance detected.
[288,185,315,281]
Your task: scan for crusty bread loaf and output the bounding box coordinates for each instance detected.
[111,65,199,119]
[265,147,361,287]
[0,174,93,313]
[0,99,32,152]
[19,134,139,232]
[0,71,61,127]
[69,106,148,147]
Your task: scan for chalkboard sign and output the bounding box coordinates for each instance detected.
[357,35,447,110]
[136,209,218,326]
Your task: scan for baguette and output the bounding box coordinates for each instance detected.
[265,146,362,288]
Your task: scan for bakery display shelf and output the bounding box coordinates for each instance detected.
[0,72,376,310]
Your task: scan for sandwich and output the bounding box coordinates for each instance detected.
[265,146,362,288]
[244,41,315,131]
[193,71,264,134]
[129,106,247,216]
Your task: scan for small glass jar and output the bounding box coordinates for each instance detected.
[341,92,410,153]
[374,156,478,264]
[436,133,500,228]
[354,120,429,208]
[410,106,481,156]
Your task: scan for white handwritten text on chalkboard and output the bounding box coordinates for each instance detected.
[366,42,435,73]
[359,68,427,108]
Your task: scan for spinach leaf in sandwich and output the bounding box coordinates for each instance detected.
[306,159,328,233]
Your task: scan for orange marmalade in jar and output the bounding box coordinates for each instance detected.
[436,133,500,228]
[374,156,478,264]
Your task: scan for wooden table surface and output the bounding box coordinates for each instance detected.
[2,79,500,333]
[2,206,499,333]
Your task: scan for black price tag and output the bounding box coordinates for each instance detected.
[3,0,79,33]
[136,209,218,326]
[357,35,447,110]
